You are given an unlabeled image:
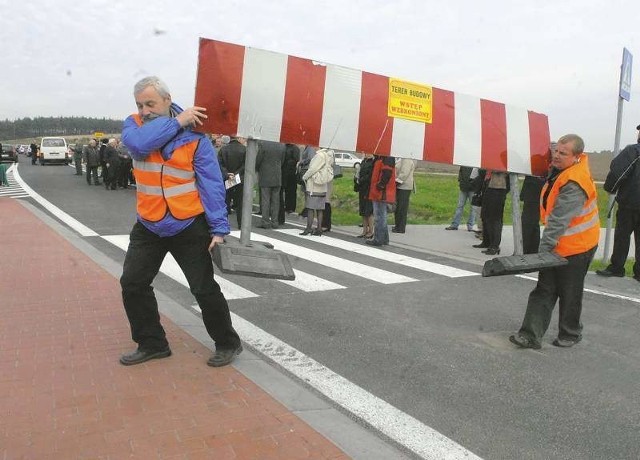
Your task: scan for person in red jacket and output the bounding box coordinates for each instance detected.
[366,155,396,246]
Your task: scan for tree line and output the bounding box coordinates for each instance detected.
[0,116,124,140]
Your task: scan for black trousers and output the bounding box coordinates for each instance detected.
[282,178,297,213]
[118,161,132,187]
[394,188,411,232]
[105,163,120,189]
[227,184,243,227]
[518,246,596,344]
[521,200,541,254]
[120,215,240,352]
[480,188,507,249]
[608,206,640,277]
[86,166,99,184]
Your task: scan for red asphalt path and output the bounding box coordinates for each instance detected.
[0,197,348,460]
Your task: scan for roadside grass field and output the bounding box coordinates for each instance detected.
[325,168,634,273]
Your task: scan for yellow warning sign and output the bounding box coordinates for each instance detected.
[94,132,105,138]
[388,78,432,123]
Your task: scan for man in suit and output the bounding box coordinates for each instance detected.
[255,141,285,229]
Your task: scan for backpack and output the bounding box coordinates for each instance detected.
[312,151,335,185]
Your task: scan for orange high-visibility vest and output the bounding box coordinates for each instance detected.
[131,114,204,222]
[540,153,600,257]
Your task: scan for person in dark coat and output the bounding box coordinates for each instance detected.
[356,154,375,238]
[98,138,108,182]
[72,143,84,175]
[83,139,101,185]
[473,171,508,255]
[520,142,554,254]
[520,175,546,254]
[30,142,38,165]
[103,138,121,190]
[255,141,285,229]
[597,124,640,279]
[278,143,300,224]
[218,137,246,227]
[116,140,133,188]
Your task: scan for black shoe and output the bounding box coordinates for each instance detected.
[207,345,242,367]
[365,239,383,246]
[472,243,489,248]
[509,334,541,350]
[391,227,405,233]
[445,225,458,230]
[119,347,172,366]
[552,337,582,348]
[595,268,624,277]
[482,247,500,255]
[311,229,322,236]
[300,229,312,235]
[256,222,271,229]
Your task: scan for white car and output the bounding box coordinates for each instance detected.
[334,152,361,168]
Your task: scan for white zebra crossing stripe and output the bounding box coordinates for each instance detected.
[276,228,478,278]
[102,235,259,300]
[101,235,346,296]
[0,164,30,198]
[230,231,417,285]
[281,269,346,292]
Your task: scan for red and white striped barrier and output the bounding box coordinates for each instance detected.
[195,38,550,176]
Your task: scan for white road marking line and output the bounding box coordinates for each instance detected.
[12,164,98,236]
[230,314,482,460]
[102,235,258,300]
[282,269,346,291]
[230,231,417,285]
[518,274,640,304]
[276,228,478,278]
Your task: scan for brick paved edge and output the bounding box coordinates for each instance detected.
[17,199,414,460]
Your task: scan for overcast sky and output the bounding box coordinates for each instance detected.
[2,0,639,152]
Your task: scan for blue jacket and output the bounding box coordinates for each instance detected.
[122,103,230,237]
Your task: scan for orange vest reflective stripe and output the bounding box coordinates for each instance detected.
[131,114,204,222]
[540,153,600,257]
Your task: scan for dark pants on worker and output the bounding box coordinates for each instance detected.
[521,200,541,254]
[394,188,411,232]
[518,246,596,345]
[260,186,280,227]
[607,206,640,277]
[86,166,99,185]
[120,215,241,352]
[480,188,507,250]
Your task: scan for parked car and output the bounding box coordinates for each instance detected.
[0,142,18,163]
[334,152,361,168]
[39,137,70,165]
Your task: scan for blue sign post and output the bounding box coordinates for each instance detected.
[604,47,634,262]
[620,47,633,101]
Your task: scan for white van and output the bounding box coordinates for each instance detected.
[39,137,70,165]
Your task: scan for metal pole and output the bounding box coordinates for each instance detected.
[240,138,258,246]
[509,173,523,256]
[602,96,624,262]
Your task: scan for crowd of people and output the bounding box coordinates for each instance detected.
[74,137,134,189]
